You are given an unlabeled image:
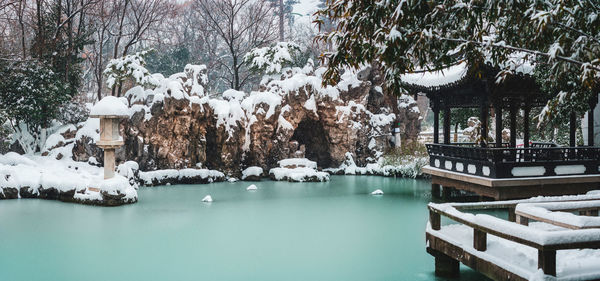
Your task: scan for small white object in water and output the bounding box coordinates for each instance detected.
[166,182,171,186]
[202,195,213,202]
[371,189,384,195]
[228,177,238,183]
[246,184,258,191]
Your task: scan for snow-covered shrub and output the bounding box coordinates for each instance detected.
[104,50,159,90]
[0,61,72,153]
[57,96,89,125]
[244,42,302,74]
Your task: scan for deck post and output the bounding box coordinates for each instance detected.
[538,249,557,276]
[434,253,460,278]
[442,186,452,200]
[473,229,487,251]
[508,207,516,222]
[431,183,441,199]
[429,209,441,231]
[516,215,529,226]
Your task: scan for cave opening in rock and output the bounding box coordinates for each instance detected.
[204,126,222,170]
[290,119,333,168]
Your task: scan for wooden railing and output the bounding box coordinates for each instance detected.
[428,198,600,277]
[425,143,600,178]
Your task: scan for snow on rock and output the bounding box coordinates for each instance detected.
[90,96,129,117]
[228,177,238,182]
[269,167,329,182]
[138,169,225,186]
[0,152,137,206]
[246,184,258,191]
[202,195,213,203]
[278,158,317,169]
[371,189,384,195]
[242,166,263,181]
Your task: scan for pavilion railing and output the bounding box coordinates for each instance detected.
[425,143,600,178]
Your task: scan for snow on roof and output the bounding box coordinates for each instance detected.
[90,96,129,117]
[400,62,468,88]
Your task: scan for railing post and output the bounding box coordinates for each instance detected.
[538,249,557,276]
[516,215,529,226]
[430,209,441,230]
[508,207,516,222]
[473,229,487,251]
[431,184,441,199]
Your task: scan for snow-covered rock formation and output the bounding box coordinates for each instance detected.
[62,61,421,178]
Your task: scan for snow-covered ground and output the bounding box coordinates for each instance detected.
[0,152,137,206]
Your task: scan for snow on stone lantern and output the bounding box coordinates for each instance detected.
[89,96,129,179]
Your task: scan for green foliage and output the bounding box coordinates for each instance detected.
[146,46,191,77]
[380,142,429,178]
[0,61,70,135]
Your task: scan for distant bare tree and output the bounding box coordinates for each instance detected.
[194,0,277,91]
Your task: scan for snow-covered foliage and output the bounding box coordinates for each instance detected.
[325,152,428,179]
[245,42,302,74]
[104,50,159,90]
[316,0,600,122]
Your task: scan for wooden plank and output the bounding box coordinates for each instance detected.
[516,214,529,226]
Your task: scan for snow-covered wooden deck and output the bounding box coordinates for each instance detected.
[426,193,600,280]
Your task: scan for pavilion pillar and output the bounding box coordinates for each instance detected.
[443,106,451,145]
[480,104,488,145]
[570,111,577,147]
[433,107,440,144]
[524,103,530,148]
[588,96,597,146]
[494,104,502,147]
[510,104,517,148]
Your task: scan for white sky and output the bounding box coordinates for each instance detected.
[293,0,321,16]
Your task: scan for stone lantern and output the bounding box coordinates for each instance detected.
[89,96,129,179]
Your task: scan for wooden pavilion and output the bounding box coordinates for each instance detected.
[402,61,600,200]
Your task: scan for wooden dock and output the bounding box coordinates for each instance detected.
[424,165,600,200]
[426,195,600,280]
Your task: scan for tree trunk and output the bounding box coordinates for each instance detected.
[279,0,284,41]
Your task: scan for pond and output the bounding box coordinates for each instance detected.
[0,176,488,281]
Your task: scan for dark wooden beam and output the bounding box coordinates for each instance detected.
[495,105,502,147]
[523,103,530,148]
[510,105,517,148]
[444,106,451,144]
[570,111,577,147]
[538,249,556,276]
[588,101,595,147]
[473,229,487,251]
[480,105,489,145]
[433,107,440,144]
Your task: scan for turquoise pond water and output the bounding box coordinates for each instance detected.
[0,176,489,281]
